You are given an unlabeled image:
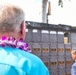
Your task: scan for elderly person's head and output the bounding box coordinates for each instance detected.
[71,49,76,61]
[0,4,25,40]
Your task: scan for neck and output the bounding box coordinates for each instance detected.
[0,32,20,40]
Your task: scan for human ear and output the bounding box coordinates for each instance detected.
[20,21,26,40]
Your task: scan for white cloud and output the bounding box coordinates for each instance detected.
[0,0,76,26]
[48,0,76,26]
[0,0,42,22]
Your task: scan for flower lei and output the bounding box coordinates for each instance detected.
[0,36,31,52]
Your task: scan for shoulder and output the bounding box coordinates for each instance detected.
[72,62,76,67]
[19,50,45,67]
[71,62,76,75]
[0,46,50,75]
[72,62,76,69]
[17,50,50,75]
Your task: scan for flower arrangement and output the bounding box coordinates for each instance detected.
[0,36,31,52]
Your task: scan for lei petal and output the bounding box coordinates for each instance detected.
[0,36,31,52]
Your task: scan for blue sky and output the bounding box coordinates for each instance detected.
[0,0,76,26]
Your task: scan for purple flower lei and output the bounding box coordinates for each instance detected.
[0,36,31,52]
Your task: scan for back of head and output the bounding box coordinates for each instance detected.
[0,4,25,33]
[71,49,76,55]
[71,49,76,61]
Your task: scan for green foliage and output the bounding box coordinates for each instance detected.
[58,0,63,7]
[58,0,71,7]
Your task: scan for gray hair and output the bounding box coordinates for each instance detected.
[71,49,76,54]
[0,4,25,33]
